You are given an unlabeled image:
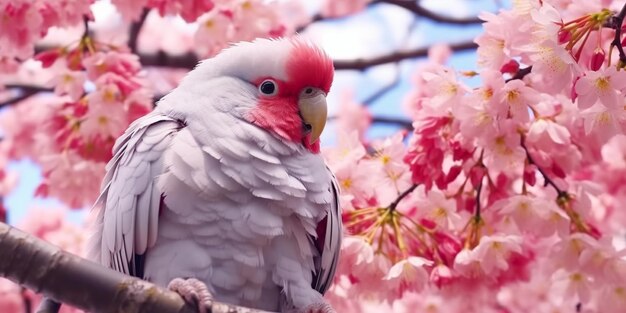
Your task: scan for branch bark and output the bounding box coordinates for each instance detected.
[373,0,483,25]
[334,41,477,70]
[31,40,477,71]
[128,9,151,53]
[0,222,271,313]
[298,0,483,32]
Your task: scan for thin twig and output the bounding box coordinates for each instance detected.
[128,9,150,53]
[33,40,477,70]
[389,184,419,211]
[296,0,482,33]
[0,89,40,108]
[505,66,533,82]
[520,135,568,198]
[474,172,483,222]
[361,68,401,106]
[608,3,626,64]
[371,116,413,129]
[325,115,413,129]
[81,16,90,41]
[360,16,417,106]
[0,84,52,108]
[373,0,483,25]
[334,41,478,71]
[10,40,478,108]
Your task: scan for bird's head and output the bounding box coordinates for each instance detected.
[178,37,334,154]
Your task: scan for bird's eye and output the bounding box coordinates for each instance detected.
[259,79,278,96]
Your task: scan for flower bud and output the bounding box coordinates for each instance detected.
[589,48,605,71]
[524,164,537,186]
[500,59,520,75]
[34,49,61,68]
[558,29,572,44]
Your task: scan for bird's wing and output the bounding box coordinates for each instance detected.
[88,112,183,278]
[311,167,342,294]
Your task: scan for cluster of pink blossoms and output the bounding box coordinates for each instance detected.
[323,1,626,312]
[0,0,94,66]
[192,0,293,57]
[1,37,153,208]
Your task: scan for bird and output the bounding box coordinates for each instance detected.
[87,36,342,313]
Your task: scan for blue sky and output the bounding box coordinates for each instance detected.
[5,0,510,225]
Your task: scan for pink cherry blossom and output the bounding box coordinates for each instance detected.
[575,67,626,110]
[334,91,372,140]
[581,102,626,143]
[527,118,571,150]
[550,233,601,271]
[383,257,433,297]
[82,51,141,82]
[499,79,539,123]
[601,134,626,169]
[421,66,468,114]
[81,85,129,138]
[194,10,232,57]
[473,235,524,274]
[497,195,570,238]
[475,12,513,70]
[147,0,214,22]
[552,269,594,303]
[111,0,148,21]
[39,152,106,208]
[597,284,626,313]
[416,189,462,231]
[481,120,526,176]
[50,70,86,101]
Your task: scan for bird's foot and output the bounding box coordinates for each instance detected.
[289,302,336,313]
[168,278,213,313]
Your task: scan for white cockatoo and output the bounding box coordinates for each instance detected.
[87,37,342,313]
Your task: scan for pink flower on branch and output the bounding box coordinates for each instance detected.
[575,67,626,110]
[383,257,433,297]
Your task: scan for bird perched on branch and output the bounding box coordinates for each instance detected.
[87,37,342,313]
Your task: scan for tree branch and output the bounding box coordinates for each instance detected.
[0,89,41,109]
[334,41,477,70]
[520,135,568,199]
[505,66,532,82]
[33,40,477,71]
[389,184,418,211]
[373,0,483,25]
[296,0,482,32]
[128,9,151,53]
[327,115,413,129]
[474,171,484,222]
[608,2,626,64]
[371,116,413,129]
[0,222,271,313]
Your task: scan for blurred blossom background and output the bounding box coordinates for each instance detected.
[13,1,626,313]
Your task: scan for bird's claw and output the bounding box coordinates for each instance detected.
[168,277,213,313]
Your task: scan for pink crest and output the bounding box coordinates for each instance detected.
[285,37,334,94]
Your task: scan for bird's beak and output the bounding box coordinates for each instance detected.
[298,88,327,143]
